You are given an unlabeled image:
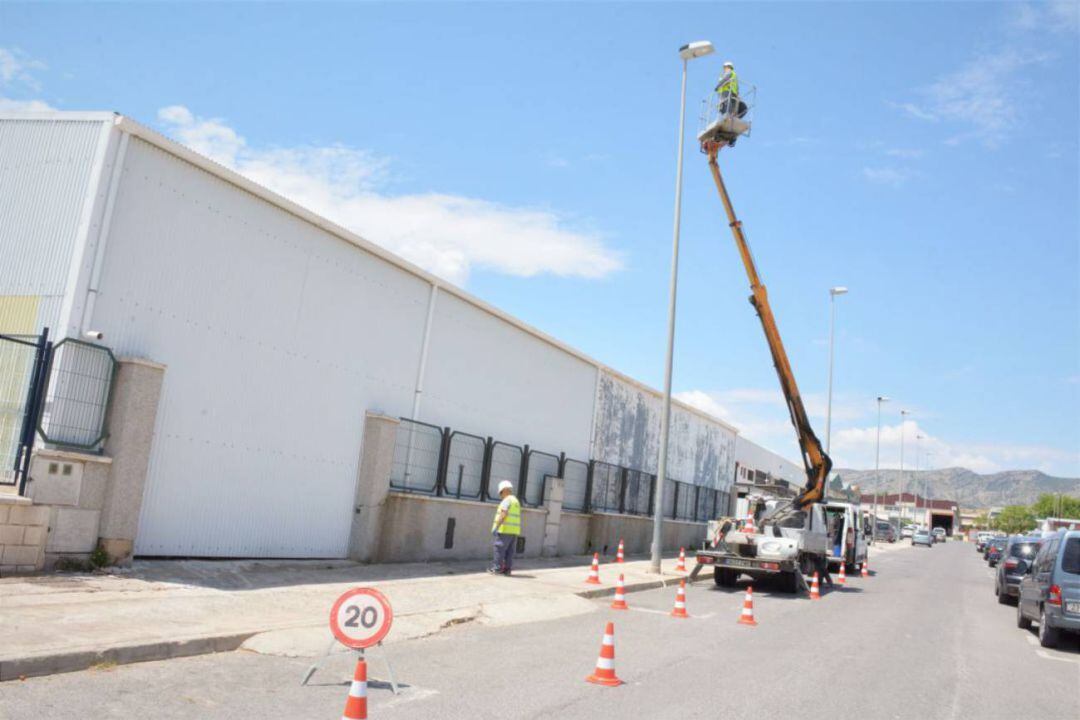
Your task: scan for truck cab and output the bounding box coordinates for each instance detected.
[823,502,868,572]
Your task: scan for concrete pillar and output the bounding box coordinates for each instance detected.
[97,358,165,565]
[542,477,564,557]
[347,412,399,562]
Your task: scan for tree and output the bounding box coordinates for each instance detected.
[996,505,1035,535]
[1030,493,1080,519]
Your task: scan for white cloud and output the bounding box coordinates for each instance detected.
[0,47,46,89]
[862,166,911,187]
[0,97,54,112]
[1009,1,1080,33]
[832,420,1080,476]
[673,390,730,422]
[896,48,1053,148]
[157,105,623,286]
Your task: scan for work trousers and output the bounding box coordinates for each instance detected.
[492,532,517,573]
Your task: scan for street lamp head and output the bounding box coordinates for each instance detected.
[678,41,715,60]
[830,286,849,296]
[877,395,890,403]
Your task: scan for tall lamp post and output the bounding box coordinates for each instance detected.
[899,409,910,525]
[873,396,889,524]
[825,286,848,454]
[915,433,924,527]
[651,40,714,574]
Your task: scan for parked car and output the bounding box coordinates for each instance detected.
[912,528,934,547]
[932,527,947,543]
[976,531,994,551]
[986,537,1008,566]
[984,535,1006,560]
[874,522,896,543]
[995,536,1041,605]
[1017,530,1080,648]
[901,525,915,539]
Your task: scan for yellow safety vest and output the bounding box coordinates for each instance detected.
[718,70,739,96]
[493,495,522,535]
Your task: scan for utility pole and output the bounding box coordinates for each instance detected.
[652,40,714,574]
[874,396,889,527]
[899,409,910,525]
[825,287,848,454]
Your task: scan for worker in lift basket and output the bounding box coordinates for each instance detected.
[715,60,745,145]
[488,480,522,576]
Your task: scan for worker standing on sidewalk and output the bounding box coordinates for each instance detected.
[489,480,522,576]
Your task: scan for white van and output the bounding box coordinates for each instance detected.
[823,502,868,572]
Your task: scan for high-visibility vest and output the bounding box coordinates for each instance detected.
[493,495,522,535]
[718,70,739,96]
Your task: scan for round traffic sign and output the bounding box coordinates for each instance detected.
[329,587,393,649]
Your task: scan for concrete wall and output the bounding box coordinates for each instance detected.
[0,495,49,574]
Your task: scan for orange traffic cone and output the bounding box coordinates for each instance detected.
[675,547,687,573]
[585,552,601,585]
[737,585,758,626]
[341,657,368,719]
[861,560,869,578]
[810,571,821,600]
[671,579,690,618]
[616,539,625,563]
[838,563,847,586]
[610,574,629,610]
[744,513,756,534]
[585,622,623,687]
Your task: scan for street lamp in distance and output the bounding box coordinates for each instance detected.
[825,286,848,454]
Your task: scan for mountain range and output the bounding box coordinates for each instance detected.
[832,468,1080,510]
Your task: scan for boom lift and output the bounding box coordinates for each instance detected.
[691,91,836,593]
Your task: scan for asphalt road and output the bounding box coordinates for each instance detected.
[2,541,1078,720]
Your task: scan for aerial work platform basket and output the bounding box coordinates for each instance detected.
[698,85,755,148]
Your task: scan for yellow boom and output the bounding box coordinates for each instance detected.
[704,140,832,510]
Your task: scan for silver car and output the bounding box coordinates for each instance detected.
[912,528,933,547]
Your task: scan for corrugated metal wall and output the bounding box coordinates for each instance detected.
[591,370,736,490]
[734,435,803,485]
[422,291,595,460]
[95,138,430,557]
[0,117,109,334]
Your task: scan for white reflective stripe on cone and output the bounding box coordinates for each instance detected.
[602,634,614,645]
[595,657,615,670]
[350,680,367,697]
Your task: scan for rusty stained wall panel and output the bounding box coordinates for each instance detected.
[591,371,736,490]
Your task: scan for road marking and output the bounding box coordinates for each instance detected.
[1035,650,1080,665]
[628,607,715,620]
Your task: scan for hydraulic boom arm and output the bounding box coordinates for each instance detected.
[704,141,832,510]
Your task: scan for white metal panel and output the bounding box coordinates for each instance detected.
[592,371,737,489]
[734,435,803,485]
[94,138,430,557]
[420,291,596,461]
[0,117,110,332]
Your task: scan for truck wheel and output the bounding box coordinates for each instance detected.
[1016,602,1032,630]
[714,568,737,587]
[1039,607,1060,648]
[778,571,799,594]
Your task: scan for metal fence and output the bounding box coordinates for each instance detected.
[562,458,589,512]
[38,339,115,451]
[444,431,485,500]
[386,416,730,522]
[0,331,52,494]
[523,450,559,508]
[389,418,444,494]
[589,461,622,513]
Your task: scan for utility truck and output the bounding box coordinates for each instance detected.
[690,87,837,594]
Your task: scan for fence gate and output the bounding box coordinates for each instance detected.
[0,329,53,495]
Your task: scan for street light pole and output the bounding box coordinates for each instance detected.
[899,409,910,525]
[873,396,889,525]
[651,40,714,574]
[825,286,848,454]
[915,433,924,527]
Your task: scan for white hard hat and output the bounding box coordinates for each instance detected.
[723,60,734,67]
[497,480,514,493]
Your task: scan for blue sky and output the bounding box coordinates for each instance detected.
[2,1,1077,476]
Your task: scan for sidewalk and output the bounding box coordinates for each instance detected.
[0,552,696,681]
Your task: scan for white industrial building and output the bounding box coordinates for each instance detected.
[0,111,804,560]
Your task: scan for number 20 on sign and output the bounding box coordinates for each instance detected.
[329,587,394,649]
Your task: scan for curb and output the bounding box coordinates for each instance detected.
[0,632,255,683]
[575,569,713,600]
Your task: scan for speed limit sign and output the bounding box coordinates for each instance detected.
[329,587,393,649]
